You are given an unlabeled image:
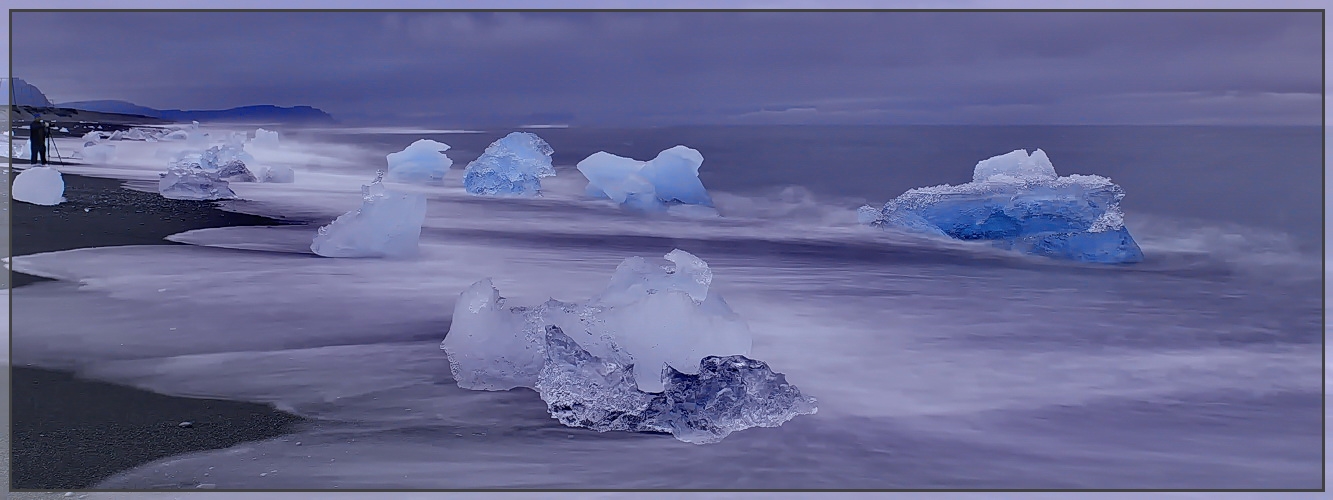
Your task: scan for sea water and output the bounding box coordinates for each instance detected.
[7,125,1323,490]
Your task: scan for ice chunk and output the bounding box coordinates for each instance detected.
[250,128,280,149]
[256,164,295,183]
[462,132,555,196]
[385,139,453,184]
[861,149,1144,263]
[158,163,237,201]
[58,127,69,133]
[440,279,548,391]
[539,327,817,444]
[12,139,30,159]
[577,152,647,202]
[637,146,713,206]
[441,249,814,443]
[214,160,257,182]
[81,131,105,142]
[163,130,189,141]
[576,146,716,213]
[80,143,116,164]
[310,171,427,258]
[972,148,1058,183]
[12,166,66,205]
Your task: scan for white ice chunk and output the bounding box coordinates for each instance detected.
[971,148,1058,183]
[576,146,715,212]
[12,166,66,205]
[12,139,30,159]
[637,146,713,206]
[80,143,116,164]
[440,279,547,391]
[385,139,453,184]
[250,128,281,149]
[310,171,428,258]
[577,152,646,203]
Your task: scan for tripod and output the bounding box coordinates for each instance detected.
[46,132,62,165]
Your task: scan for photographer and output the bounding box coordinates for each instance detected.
[28,114,50,165]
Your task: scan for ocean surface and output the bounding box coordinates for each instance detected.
[7,125,1324,490]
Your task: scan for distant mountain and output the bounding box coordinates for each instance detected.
[57,100,337,124]
[2,78,54,107]
[54,99,159,117]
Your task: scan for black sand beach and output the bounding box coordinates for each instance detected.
[8,167,311,490]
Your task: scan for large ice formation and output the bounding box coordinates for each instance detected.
[386,139,453,184]
[859,149,1144,264]
[441,249,817,444]
[310,171,428,258]
[11,166,66,206]
[577,146,716,213]
[462,132,555,196]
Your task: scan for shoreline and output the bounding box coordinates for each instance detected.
[8,168,313,489]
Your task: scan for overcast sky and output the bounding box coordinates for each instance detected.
[10,10,1323,126]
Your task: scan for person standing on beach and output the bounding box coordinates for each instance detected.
[28,115,49,165]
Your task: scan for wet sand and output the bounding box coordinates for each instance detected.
[8,168,311,490]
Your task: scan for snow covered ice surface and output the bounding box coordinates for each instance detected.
[385,139,452,184]
[577,146,717,214]
[11,166,66,205]
[462,132,556,196]
[860,149,1144,264]
[442,249,816,444]
[310,171,428,258]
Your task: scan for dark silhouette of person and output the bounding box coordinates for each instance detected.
[29,115,49,165]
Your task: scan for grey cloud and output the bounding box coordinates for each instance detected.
[11,10,1322,126]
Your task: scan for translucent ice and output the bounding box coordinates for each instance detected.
[385,139,453,184]
[441,249,815,444]
[12,166,66,205]
[158,164,237,201]
[860,149,1144,263]
[310,171,428,258]
[539,327,818,444]
[462,132,555,196]
[440,279,547,391]
[577,146,716,212]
